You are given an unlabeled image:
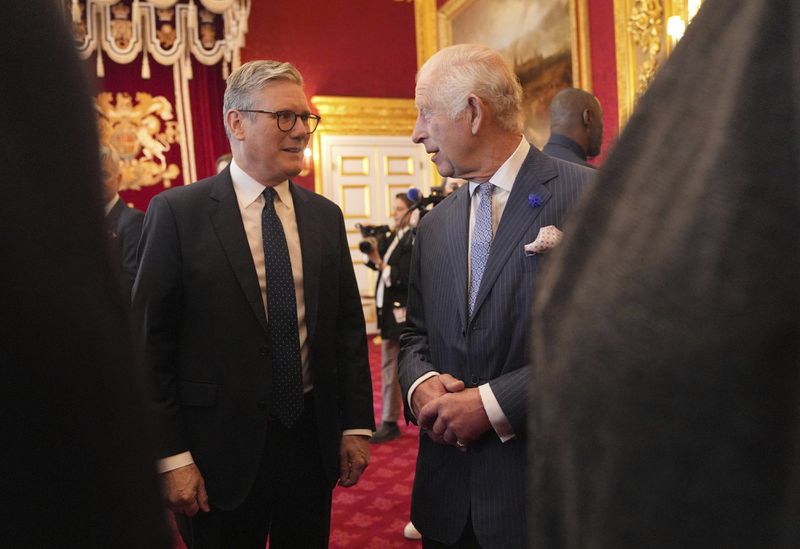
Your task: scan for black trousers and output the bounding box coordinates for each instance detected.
[177,393,332,549]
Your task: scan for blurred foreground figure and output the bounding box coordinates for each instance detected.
[529,1,800,548]
[0,2,170,547]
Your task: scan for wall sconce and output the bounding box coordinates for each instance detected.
[667,15,686,42]
[299,146,313,177]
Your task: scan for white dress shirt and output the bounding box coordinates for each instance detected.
[407,137,530,443]
[158,159,370,473]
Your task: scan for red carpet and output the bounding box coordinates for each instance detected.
[172,338,421,547]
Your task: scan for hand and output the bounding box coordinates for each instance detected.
[418,388,491,449]
[160,463,210,517]
[411,374,465,418]
[338,435,370,487]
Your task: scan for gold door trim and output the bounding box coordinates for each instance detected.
[310,96,418,194]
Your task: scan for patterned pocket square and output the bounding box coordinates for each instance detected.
[524,225,564,256]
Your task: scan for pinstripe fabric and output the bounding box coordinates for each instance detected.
[399,146,594,548]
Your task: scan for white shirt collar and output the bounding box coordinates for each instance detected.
[104,194,120,216]
[469,137,530,195]
[229,158,293,210]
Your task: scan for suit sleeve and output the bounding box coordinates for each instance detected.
[398,223,437,423]
[131,194,187,458]
[333,209,375,431]
[119,209,144,299]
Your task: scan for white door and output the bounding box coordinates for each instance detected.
[318,134,431,334]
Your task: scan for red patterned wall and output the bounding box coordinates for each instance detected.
[587,0,618,164]
[243,0,418,99]
[242,0,418,189]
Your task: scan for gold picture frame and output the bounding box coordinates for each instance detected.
[414,0,592,148]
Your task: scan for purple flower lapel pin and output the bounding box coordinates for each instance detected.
[528,193,543,208]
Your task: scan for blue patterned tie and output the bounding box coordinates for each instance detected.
[262,187,304,428]
[469,183,493,316]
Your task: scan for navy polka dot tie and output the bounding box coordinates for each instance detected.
[262,187,304,428]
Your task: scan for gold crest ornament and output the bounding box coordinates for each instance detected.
[96,92,181,191]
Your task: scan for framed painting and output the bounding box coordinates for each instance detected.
[416,0,591,148]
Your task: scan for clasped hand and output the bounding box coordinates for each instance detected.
[412,374,491,450]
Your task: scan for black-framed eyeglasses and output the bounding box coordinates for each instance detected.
[238,109,321,134]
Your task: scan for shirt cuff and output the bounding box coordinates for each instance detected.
[406,371,440,419]
[478,384,515,442]
[343,429,373,437]
[157,451,194,473]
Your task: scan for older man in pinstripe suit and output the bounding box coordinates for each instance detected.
[399,44,594,548]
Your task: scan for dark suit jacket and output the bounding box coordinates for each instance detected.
[2,2,170,547]
[399,146,593,548]
[106,198,144,299]
[368,230,413,340]
[133,171,374,510]
[542,133,595,169]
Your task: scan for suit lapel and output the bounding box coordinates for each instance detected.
[471,149,557,319]
[445,185,471,330]
[208,172,269,334]
[291,182,320,346]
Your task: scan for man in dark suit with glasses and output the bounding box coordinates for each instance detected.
[134,59,374,548]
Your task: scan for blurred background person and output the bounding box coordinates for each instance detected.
[365,193,414,444]
[1,1,170,547]
[542,87,603,168]
[101,145,144,300]
[443,177,467,196]
[215,152,233,174]
[528,1,800,547]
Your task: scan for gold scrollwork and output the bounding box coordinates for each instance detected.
[615,0,703,128]
[96,92,181,191]
[628,0,663,95]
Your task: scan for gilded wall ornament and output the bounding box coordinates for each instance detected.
[96,92,181,190]
[629,0,663,94]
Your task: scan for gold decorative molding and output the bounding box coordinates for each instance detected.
[310,96,418,193]
[431,0,592,91]
[614,0,703,128]
[571,0,593,92]
[414,0,438,68]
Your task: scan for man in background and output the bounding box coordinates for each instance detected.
[542,87,603,168]
[100,145,144,299]
[399,44,593,548]
[134,60,374,548]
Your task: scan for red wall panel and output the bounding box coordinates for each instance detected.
[243,0,418,99]
[588,0,618,164]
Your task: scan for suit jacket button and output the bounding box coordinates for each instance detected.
[257,401,268,410]
[259,345,268,356]
[470,375,479,385]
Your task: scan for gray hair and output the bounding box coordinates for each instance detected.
[417,44,523,133]
[222,60,304,139]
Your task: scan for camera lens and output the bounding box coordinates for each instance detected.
[359,240,373,254]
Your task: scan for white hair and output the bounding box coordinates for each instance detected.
[417,44,523,133]
[222,60,304,139]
